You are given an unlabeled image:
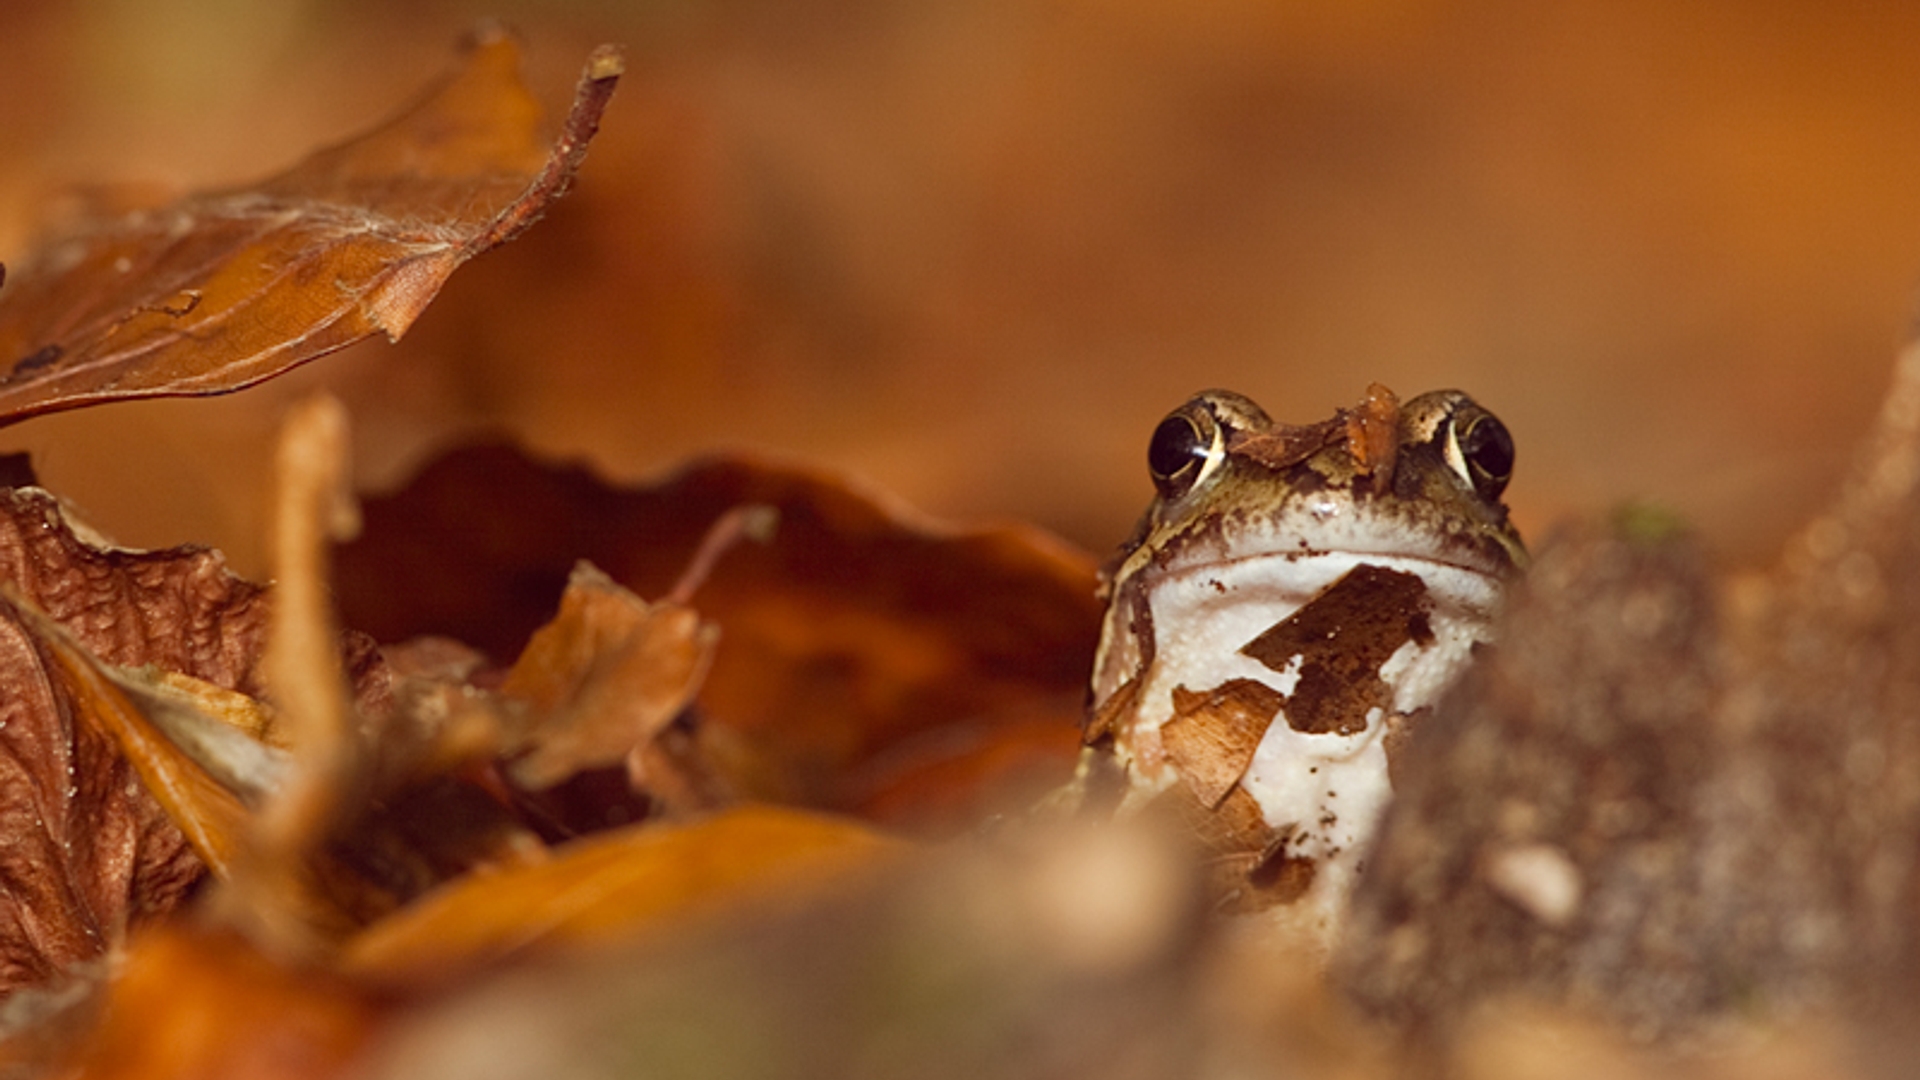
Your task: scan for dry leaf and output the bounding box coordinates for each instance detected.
[26,627,262,881]
[497,561,716,792]
[0,488,268,686]
[0,487,295,993]
[1161,679,1284,809]
[0,478,416,991]
[335,445,1101,831]
[0,29,622,424]
[67,925,375,1080]
[0,590,202,995]
[205,396,542,948]
[341,805,903,986]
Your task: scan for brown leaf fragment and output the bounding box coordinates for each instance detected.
[498,561,717,792]
[1226,418,1343,473]
[0,30,623,425]
[1344,382,1402,494]
[1161,679,1283,809]
[1240,563,1431,736]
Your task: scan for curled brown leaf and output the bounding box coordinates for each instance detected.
[335,445,1102,833]
[0,30,623,425]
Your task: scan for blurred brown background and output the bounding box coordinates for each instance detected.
[2,0,1918,580]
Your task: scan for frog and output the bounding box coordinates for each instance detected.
[1081,383,1524,949]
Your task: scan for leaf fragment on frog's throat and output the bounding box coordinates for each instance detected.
[1240,563,1433,736]
[0,30,624,426]
[1162,679,1282,809]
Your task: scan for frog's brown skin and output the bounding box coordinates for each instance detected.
[1085,384,1524,950]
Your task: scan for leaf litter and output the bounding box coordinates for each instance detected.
[1,18,1919,1080]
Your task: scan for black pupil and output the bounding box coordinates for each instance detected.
[1460,416,1514,493]
[1148,415,1207,487]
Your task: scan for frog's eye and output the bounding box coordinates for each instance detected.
[1148,405,1225,500]
[1443,411,1514,502]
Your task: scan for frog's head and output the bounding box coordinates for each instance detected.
[1087,384,1525,938]
[1115,386,1522,591]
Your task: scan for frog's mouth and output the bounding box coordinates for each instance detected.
[1142,489,1524,587]
[1150,548,1509,623]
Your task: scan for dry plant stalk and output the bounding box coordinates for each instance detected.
[215,394,364,953]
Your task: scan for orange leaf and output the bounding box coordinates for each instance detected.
[0,29,622,424]
[341,805,903,986]
[498,562,717,791]
[67,925,375,1080]
[27,627,260,879]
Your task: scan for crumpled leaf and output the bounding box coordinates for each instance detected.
[0,488,269,685]
[0,589,203,995]
[0,29,623,425]
[334,444,1102,832]
[497,561,717,792]
[0,486,288,994]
